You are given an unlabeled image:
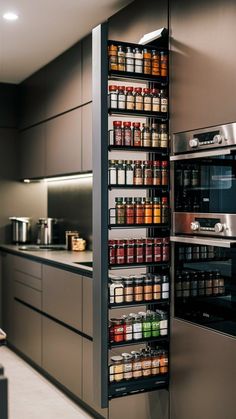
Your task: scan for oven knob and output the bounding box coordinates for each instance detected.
[189,138,198,148]
[190,221,200,231]
[213,134,224,144]
[214,223,224,233]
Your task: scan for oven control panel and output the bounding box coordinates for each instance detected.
[173,212,235,237]
[191,218,225,233]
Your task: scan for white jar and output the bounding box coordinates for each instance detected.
[109,276,124,304]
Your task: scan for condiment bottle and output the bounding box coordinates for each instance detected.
[125,46,134,72]
[117,160,125,185]
[142,314,152,339]
[160,123,168,148]
[117,86,126,109]
[134,160,143,185]
[144,275,153,301]
[144,197,153,224]
[126,240,135,264]
[161,197,169,224]
[133,122,141,146]
[110,319,124,343]
[151,312,160,337]
[125,197,134,224]
[108,44,118,71]
[143,88,152,112]
[133,315,142,340]
[162,275,169,299]
[134,87,143,111]
[134,47,143,73]
[153,161,161,185]
[161,161,168,186]
[122,353,133,380]
[142,124,151,147]
[113,121,123,146]
[109,356,124,382]
[123,121,132,146]
[109,85,118,109]
[151,123,160,148]
[153,275,161,300]
[159,310,168,335]
[134,275,144,301]
[123,276,134,302]
[152,89,160,112]
[109,275,124,304]
[159,349,168,374]
[160,51,168,76]
[125,160,133,184]
[160,89,168,113]
[134,197,144,224]
[141,350,152,377]
[135,240,144,264]
[109,160,117,185]
[153,197,161,224]
[143,48,152,74]
[151,350,160,375]
[131,351,142,379]
[117,45,125,71]
[126,87,134,110]
[143,160,153,185]
[151,50,160,75]
[115,197,125,224]
[144,237,153,263]
[124,317,133,342]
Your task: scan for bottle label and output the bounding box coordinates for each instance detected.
[118,94,126,109]
[110,93,117,108]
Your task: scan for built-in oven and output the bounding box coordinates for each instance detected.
[171,122,236,237]
[171,235,236,338]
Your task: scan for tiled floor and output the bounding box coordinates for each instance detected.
[0,347,93,419]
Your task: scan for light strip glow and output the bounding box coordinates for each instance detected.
[3,12,19,21]
[23,173,93,183]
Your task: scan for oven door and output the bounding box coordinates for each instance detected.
[171,235,236,338]
[171,147,236,237]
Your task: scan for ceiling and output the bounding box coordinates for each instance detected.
[0,0,132,84]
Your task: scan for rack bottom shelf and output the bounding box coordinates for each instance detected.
[109,374,168,398]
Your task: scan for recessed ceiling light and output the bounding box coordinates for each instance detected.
[3,12,19,21]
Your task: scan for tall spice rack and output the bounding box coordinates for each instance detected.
[92,23,170,409]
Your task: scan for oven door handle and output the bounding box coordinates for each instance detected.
[170,235,236,248]
[170,147,235,161]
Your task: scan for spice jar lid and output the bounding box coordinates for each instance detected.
[110,318,124,325]
[144,160,152,165]
[131,351,141,360]
[161,161,168,167]
[113,120,122,126]
[151,88,160,94]
[109,159,118,164]
[153,275,161,283]
[117,159,124,164]
[144,276,153,283]
[134,87,142,93]
[153,161,161,167]
[133,122,141,127]
[125,160,133,164]
[153,237,162,244]
[134,277,144,284]
[162,197,168,203]
[108,239,117,245]
[109,85,117,91]
[151,123,159,129]
[118,86,126,91]
[143,88,150,94]
[111,355,123,363]
[115,197,123,203]
[126,86,133,91]
[160,123,167,128]
[122,353,133,361]
[123,277,133,285]
[116,240,126,245]
[123,121,131,127]
[108,44,118,50]
[110,276,123,282]
[134,160,142,164]
[162,237,170,243]
[160,51,167,56]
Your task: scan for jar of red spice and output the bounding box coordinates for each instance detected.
[126,86,134,110]
[108,239,116,265]
[124,198,134,224]
[133,122,141,146]
[153,161,161,186]
[134,87,143,111]
[113,121,123,146]
[116,240,126,265]
[153,238,162,262]
[143,161,153,185]
[109,319,124,343]
[126,239,135,264]
[161,161,168,186]
[134,197,144,224]
[123,122,132,146]
[145,238,153,263]
[134,161,143,185]
[135,239,144,264]
[143,88,152,112]
[162,237,170,262]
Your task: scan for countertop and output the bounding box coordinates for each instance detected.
[0,244,93,277]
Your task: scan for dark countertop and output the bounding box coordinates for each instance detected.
[0,244,93,277]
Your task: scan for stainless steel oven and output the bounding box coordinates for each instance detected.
[171,123,236,237]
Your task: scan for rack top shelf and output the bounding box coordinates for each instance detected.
[108,108,168,120]
[108,35,168,51]
[109,71,168,84]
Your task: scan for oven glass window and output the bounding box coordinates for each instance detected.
[175,155,236,213]
[174,243,236,337]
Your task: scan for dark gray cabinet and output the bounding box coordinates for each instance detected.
[82,35,92,104]
[42,317,82,398]
[45,107,82,176]
[82,103,92,172]
[82,276,93,337]
[19,124,45,179]
[2,253,15,343]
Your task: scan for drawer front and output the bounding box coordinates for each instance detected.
[82,277,93,337]
[14,300,42,365]
[14,281,42,310]
[42,317,82,398]
[14,257,42,279]
[14,270,42,291]
[42,265,82,330]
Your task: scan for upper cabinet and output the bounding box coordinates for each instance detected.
[82,103,92,172]
[19,124,46,180]
[82,35,92,104]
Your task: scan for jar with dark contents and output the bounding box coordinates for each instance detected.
[115,197,125,224]
[143,48,152,74]
[160,51,168,77]
[133,122,141,146]
[161,197,169,224]
[162,237,170,261]
[108,239,116,265]
[123,121,132,146]
[134,275,144,301]
[135,240,144,264]
[134,160,143,185]
[126,240,135,264]
[151,50,160,76]
[134,87,143,111]
[134,197,144,224]
[198,271,205,296]
[153,238,162,262]
[125,197,134,225]
[143,160,153,185]
[113,121,123,146]
[205,272,213,296]
[153,161,161,185]
[182,273,190,297]
[126,86,134,110]
[190,273,198,297]
[160,90,168,113]
[144,198,153,224]
[175,274,183,298]
[143,88,152,112]
[161,161,168,186]
[142,124,151,147]
[151,123,160,148]
[116,240,126,265]
[160,123,168,148]
[145,238,153,263]
[152,89,160,112]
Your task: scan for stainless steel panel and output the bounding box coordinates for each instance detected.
[170,319,236,419]
[173,212,236,237]
[170,235,236,248]
[14,281,41,310]
[170,146,233,161]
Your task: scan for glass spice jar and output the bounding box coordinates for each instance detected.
[151,50,160,76]
[131,351,142,379]
[108,239,116,265]
[143,88,152,112]
[116,240,126,265]
[142,314,152,338]
[133,122,141,147]
[153,238,162,262]
[124,317,133,342]
[115,197,125,224]
[134,160,143,185]
[162,237,170,261]
[153,275,161,300]
[161,161,168,186]
[109,160,117,185]
[160,123,168,148]
[144,275,153,301]
[125,160,133,185]
[126,239,135,264]
[113,121,123,146]
[126,86,135,110]
[144,198,153,224]
[152,89,160,112]
[135,240,144,264]
[142,124,151,147]
[159,349,168,374]
[143,160,153,185]
[153,161,161,185]
[151,312,160,337]
[109,85,118,109]
[153,197,161,224]
[109,275,124,304]
[125,46,134,72]
[205,272,213,296]
[110,319,124,343]
[117,45,125,71]
[125,197,134,224]
[123,121,132,146]
[143,48,152,74]
[160,90,168,113]
[134,197,144,224]
[134,87,143,111]
[134,275,144,301]
[159,310,168,335]
[117,160,125,185]
[151,350,160,375]
[108,44,118,71]
[162,275,170,299]
[145,238,153,262]
[122,353,133,380]
[160,51,168,77]
[123,276,134,302]
[118,86,126,109]
[133,315,142,340]
[109,356,124,382]
[151,123,160,148]
[134,48,143,73]
[141,351,152,377]
[161,197,169,224]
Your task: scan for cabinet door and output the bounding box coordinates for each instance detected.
[13,300,42,365]
[82,35,92,104]
[42,265,82,330]
[81,103,92,172]
[42,317,82,398]
[2,253,15,343]
[82,276,93,337]
[45,108,81,176]
[19,124,46,179]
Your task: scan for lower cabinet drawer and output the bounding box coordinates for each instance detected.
[14,281,42,310]
[13,300,42,366]
[42,317,82,398]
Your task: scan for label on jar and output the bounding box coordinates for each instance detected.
[144,97,152,111]
[161,98,168,113]
[124,363,133,380]
[126,95,135,110]
[126,169,133,185]
[135,96,143,111]
[133,322,142,339]
[114,128,123,146]
[160,319,168,335]
[124,324,133,341]
[152,97,160,112]
[117,169,125,185]
[110,93,117,109]
[118,94,126,109]
[133,131,141,146]
[109,168,117,185]
[124,130,132,146]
